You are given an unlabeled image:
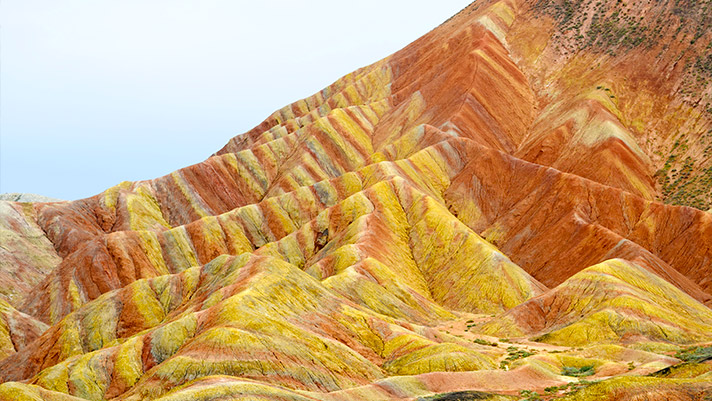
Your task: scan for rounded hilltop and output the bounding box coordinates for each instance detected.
[1,1,712,400]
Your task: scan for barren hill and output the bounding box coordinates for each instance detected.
[2,1,712,400]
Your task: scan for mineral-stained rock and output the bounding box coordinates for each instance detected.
[0,201,61,306]
[479,259,712,345]
[0,300,47,361]
[0,193,63,203]
[2,0,712,399]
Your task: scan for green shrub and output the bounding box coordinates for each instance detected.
[473,338,498,347]
[562,364,595,377]
[519,389,541,400]
[675,346,712,362]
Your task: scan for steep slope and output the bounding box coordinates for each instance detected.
[0,179,544,388]
[444,141,712,298]
[0,252,506,400]
[2,0,712,400]
[504,0,712,209]
[0,300,47,360]
[480,259,712,345]
[0,201,61,306]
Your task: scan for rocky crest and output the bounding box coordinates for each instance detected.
[1,1,712,400]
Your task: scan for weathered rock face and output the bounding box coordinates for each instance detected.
[0,194,63,203]
[0,300,47,361]
[2,0,712,399]
[0,201,62,305]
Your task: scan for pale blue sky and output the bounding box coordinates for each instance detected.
[1,1,472,200]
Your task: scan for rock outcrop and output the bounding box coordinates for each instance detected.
[2,0,712,399]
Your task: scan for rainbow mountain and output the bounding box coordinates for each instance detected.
[2,0,712,399]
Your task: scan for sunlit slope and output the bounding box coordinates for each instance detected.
[502,0,712,209]
[0,177,544,385]
[0,252,509,400]
[2,0,712,399]
[5,0,710,326]
[480,259,712,345]
[17,135,712,326]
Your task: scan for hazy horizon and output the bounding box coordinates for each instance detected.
[1,1,472,201]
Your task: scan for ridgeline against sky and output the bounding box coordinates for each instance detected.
[1,0,472,200]
[1,0,712,400]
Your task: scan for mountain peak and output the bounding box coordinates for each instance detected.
[0,193,63,203]
[1,2,712,399]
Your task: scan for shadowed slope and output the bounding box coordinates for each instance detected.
[0,300,47,361]
[444,140,712,300]
[0,201,61,306]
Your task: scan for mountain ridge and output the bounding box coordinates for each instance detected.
[2,1,712,399]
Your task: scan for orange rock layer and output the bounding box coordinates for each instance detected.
[1,0,712,399]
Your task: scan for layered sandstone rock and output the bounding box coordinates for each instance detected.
[2,0,712,399]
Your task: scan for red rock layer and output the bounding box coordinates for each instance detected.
[1,0,712,399]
